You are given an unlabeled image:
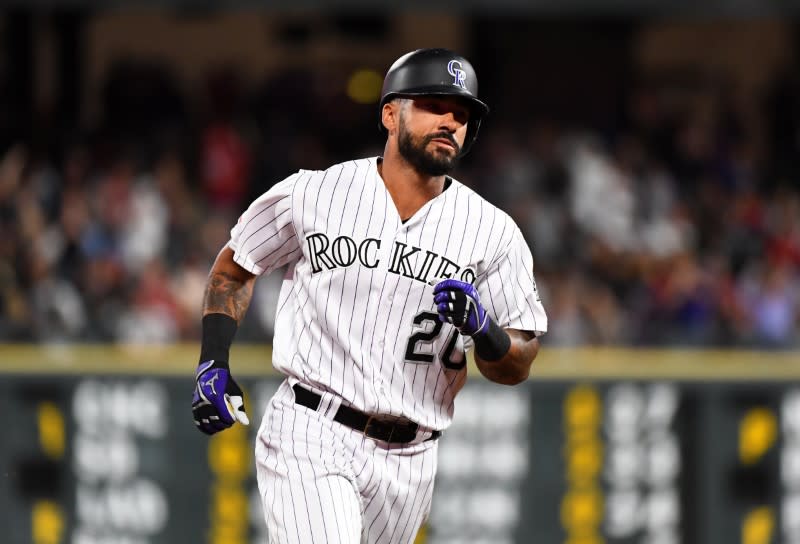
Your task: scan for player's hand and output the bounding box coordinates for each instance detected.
[192,359,250,435]
[432,278,489,337]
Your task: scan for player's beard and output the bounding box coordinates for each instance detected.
[397,116,461,177]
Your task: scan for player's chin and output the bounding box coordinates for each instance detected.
[423,156,456,174]
[425,148,458,170]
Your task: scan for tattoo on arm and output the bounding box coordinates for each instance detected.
[203,271,254,323]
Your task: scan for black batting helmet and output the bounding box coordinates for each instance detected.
[379,48,489,155]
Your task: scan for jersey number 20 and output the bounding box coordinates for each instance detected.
[404,311,465,370]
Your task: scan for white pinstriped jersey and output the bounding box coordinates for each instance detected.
[229,156,547,430]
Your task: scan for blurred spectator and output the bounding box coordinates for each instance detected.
[737,263,799,348]
[200,69,253,210]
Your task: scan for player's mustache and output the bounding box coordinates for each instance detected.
[425,132,460,152]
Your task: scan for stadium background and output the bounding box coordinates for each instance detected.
[0,2,799,543]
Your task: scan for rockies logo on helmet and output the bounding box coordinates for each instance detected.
[447,60,467,89]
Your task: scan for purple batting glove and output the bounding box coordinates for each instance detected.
[192,360,249,435]
[432,278,490,337]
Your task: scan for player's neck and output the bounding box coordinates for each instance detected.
[377,154,447,221]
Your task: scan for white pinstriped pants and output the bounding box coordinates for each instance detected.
[255,380,439,544]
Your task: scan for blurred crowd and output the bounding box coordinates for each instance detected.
[1,58,799,347]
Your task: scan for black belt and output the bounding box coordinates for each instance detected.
[292,384,442,444]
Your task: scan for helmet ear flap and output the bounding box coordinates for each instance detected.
[461,117,482,156]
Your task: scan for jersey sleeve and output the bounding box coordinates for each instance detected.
[477,226,548,336]
[227,173,303,276]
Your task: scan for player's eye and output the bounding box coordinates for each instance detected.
[416,100,442,113]
[453,109,470,125]
[417,100,470,124]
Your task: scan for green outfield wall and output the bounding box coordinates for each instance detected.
[0,345,798,544]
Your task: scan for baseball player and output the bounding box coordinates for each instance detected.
[192,48,548,543]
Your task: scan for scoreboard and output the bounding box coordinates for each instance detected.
[0,345,798,544]
[429,380,799,544]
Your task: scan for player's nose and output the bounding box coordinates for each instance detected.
[438,112,461,133]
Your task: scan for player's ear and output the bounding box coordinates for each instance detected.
[381,100,400,134]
